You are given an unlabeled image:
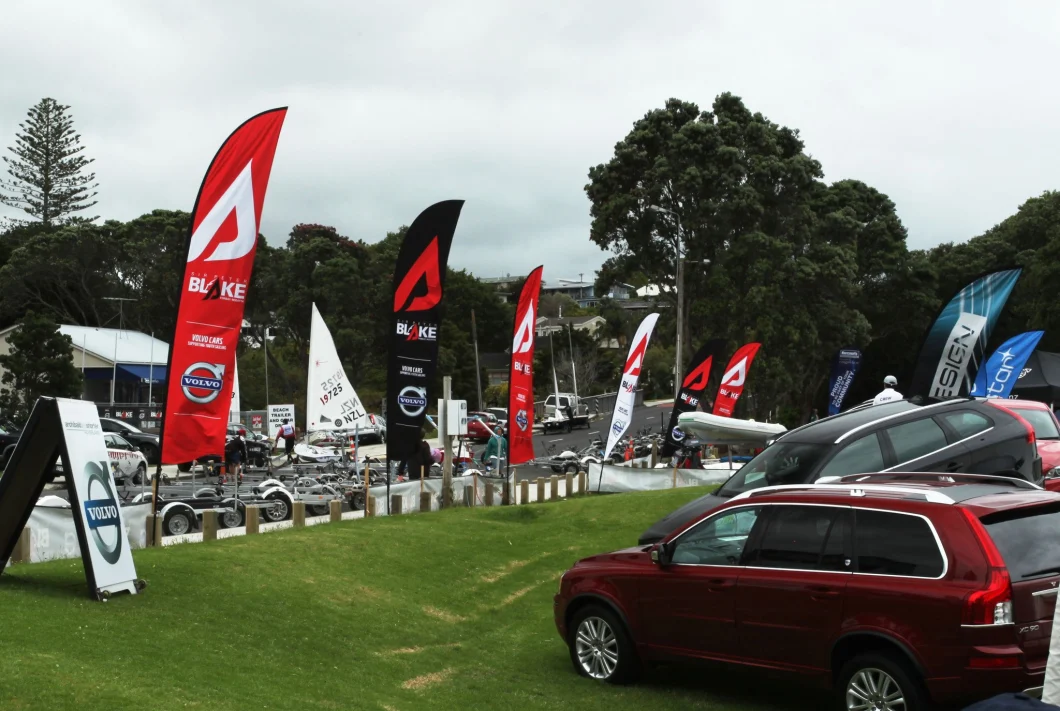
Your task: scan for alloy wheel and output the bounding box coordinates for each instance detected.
[574,616,619,680]
[846,667,906,711]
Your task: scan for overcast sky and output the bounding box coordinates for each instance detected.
[1,1,1058,282]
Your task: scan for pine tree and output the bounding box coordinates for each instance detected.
[0,98,98,227]
[0,311,83,424]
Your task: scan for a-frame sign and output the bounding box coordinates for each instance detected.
[0,397,143,600]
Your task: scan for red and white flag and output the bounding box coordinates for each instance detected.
[160,109,287,464]
[712,342,762,418]
[507,266,543,465]
[603,313,660,461]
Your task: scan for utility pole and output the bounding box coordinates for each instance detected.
[441,376,453,507]
[471,310,483,411]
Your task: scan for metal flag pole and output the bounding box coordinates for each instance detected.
[148,332,154,406]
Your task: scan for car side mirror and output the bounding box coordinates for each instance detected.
[651,543,673,566]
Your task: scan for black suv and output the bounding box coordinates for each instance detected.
[100,417,161,464]
[639,398,1042,544]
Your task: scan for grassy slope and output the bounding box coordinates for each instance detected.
[0,488,825,711]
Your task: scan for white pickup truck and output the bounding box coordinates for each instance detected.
[542,393,591,433]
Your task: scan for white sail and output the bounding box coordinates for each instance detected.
[307,303,368,432]
[230,359,241,423]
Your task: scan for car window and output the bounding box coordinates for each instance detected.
[886,418,949,464]
[716,442,832,497]
[559,397,569,408]
[982,504,1060,580]
[818,433,886,478]
[670,507,761,566]
[745,505,845,571]
[1013,409,1060,440]
[940,411,992,439]
[103,434,117,448]
[853,509,944,578]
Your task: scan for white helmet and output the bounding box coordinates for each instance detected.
[883,375,897,387]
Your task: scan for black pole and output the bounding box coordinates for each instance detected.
[385,456,391,514]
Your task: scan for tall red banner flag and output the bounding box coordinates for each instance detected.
[712,342,761,418]
[507,266,543,465]
[160,108,287,465]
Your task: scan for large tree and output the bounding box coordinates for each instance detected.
[1,98,98,227]
[0,311,83,423]
[585,94,928,421]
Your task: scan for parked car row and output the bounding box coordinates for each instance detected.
[557,395,1060,709]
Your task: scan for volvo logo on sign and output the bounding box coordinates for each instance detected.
[181,362,225,404]
[398,386,427,417]
[82,460,123,565]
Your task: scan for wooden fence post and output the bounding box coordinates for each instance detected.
[245,506,260,534]
[650,440,659,468]
[578,471,587,495]
[420,491,432,513]
[550,475,559,501]
[11,527,30,563]
[485,482,495,506]
[391,495,402,515]
[366,495,376,517]
[464,483,475,507]
[293,501,306,527]
[202,511,218,542]
[329,500,342,523]
[520,479,529,505]
[536,477,545,503]
[564,472,573,498]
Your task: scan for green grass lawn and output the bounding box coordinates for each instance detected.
[0,487,828,711]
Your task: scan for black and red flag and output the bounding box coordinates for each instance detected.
[386,200,464,462]
[507,266,543,465]
[662,339,725,453]
[159,108,287,466]
[712,342,762,418]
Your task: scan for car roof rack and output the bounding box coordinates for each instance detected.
[729,483,956,505]
[833,472,1043,492]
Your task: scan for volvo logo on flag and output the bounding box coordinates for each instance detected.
[516,409,529,432]
[82,460,123,565]
[181,362,225,404]
[398,386,427,417]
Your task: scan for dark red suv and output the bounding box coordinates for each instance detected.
[554,474,1060,709]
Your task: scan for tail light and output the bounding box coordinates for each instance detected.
[960,508,1013,625]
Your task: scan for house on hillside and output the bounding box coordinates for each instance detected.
[535,315,606,338]
[542,278,634,309]
[0,324,169,405]
[477,274,526,304]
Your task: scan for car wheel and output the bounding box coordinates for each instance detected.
[551,465,564,474]
[564,463,579,475]
[837,652,927,711]
[308,504,329,517]
[263,494,291,522]
[349,492,365,510]
[163,508,194,537]
[133,463,147,486]
[567,604,638,684]
[177,461,192,473]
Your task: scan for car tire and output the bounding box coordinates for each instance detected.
[349,492,365,511]
[133,463,147,486]
[163,508,195,537]
[836,652,927,711]
[308,504,329,517]
[567,604,639,684]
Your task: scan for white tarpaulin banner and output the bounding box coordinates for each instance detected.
[588,465,730,493]
[24,503,150,564]
[603,312,659,460]
[307,303,368,432]
[56,398,140,595]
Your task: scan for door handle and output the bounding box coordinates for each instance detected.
[706,579,735,592]
[809,586,841,600]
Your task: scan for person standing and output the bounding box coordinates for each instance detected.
[275,418,296,465]
[872,376,903,405]
[480,424,507,472]
[224,434,248,483]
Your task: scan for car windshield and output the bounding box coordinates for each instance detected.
[1016,409,1060,440]
[716,442,833,497]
